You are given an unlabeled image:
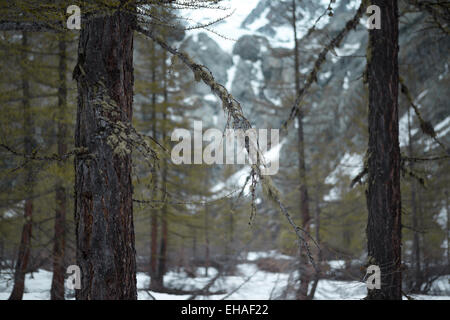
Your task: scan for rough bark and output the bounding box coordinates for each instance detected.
[365,0,402,300]
[74,3,137,300]
[50,36,67,301]
[9,31,33,301]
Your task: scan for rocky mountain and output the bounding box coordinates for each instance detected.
[177,0,449,183]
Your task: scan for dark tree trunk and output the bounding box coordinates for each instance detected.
[225,204,234,264]
[445,190,449,268]
[307,182,322,299]
[150,210,158,286]
[9,31,33,301]
[365,0,402,300]
[204,204,210,277]
[153,55,168,289]
[296,109,312,300]
[51,37,67,301]
[291,0,312,300]
[296,108,312,300]
[149,42,159,287]
[154,152,167,289]
[193,227,197,260]
[74,3,137,300]
[0,239,4,262]
[407,107,422,293]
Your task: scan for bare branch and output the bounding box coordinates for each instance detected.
[282,1,367,131]
[400,77,448,153]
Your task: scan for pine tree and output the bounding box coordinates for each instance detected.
[0,25,77,300]
[8,31,34,301]
[72,2,137,299]
[50,34,70,300]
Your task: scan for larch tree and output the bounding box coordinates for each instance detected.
[50,34,69,300]
[152,48,169,291]
[148,39,160,288]
[291,0,313,300]
[407,103,422,293]
[1,0,330,300]
[365,0,402,300]
[8,31,34,301]
[0,27,76,300]
[72,1,137,299]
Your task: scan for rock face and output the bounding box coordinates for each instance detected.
[179,0,449,155]
[181,33,233,87]
[232,35,262,62]
[231,58,256,103]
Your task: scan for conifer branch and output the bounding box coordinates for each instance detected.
[136,24,321,269]
[400,77,448,153]
[282,1,367,131]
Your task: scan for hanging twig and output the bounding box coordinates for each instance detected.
[400,77,448,153]
[136,24,321,269]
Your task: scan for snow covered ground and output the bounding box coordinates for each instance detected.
[324,152,364,201]
[1,252,448,300]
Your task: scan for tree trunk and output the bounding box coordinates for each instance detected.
[193,227,198,260]
[154,55,168,289]
[365,0,402,300]
[154,141,168,289]
[149,41,159,288]
[407,106,422,293]
[9,31,33,301]
[292,0,312,300]
[150,208,158,287]
[50,36,67,301]
[446,190,449,268]
[296,109,312,300]
[74,3,137,300]
[204,204,210,277]
[224,201,236,274]
[308,182,322,300]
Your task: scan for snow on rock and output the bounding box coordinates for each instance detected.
[178,0,261,54]
[179,0,338,55]
[324,152,363,201]
[325,153,363,185]
[435,116,450,138]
